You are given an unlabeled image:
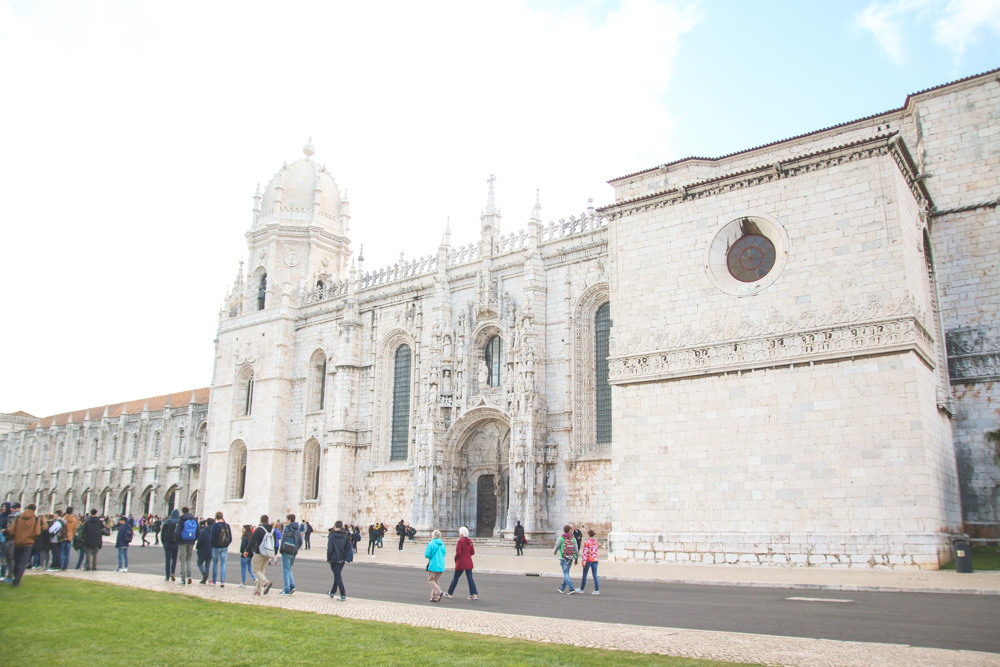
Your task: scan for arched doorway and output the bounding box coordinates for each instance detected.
[451,416,510,536]
[165,487,177,514]
[141,486,153,516]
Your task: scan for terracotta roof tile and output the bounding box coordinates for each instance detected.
[11,411,35,418]
[167,391,193,408]
[145,395,168,411]
[21,387,213,425]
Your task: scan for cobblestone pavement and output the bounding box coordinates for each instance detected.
[35,569,1000,667]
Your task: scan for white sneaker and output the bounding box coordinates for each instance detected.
[122,568,128,573]
[114,569,120,572]
[592,591,600,595]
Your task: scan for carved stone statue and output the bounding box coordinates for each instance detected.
[478,362,489,391]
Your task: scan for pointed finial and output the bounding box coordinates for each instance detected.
[358,244,364,262]
[485,174,497,215]
[303,137,315,158]
[441,217,452,246]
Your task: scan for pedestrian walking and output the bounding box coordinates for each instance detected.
[153,517,161,545]
[424,529,446,602]
[367,524,377,557]
[303,521,313,550]
[579,529,600,595]
[5,503,43,587]
[46,510,66,570]
[554,524,578,594]
[376,522,385,548]
[0,502,11,581]
[175,506,198,585]
[196,519,214,583]
[443,526,478,600]
[161,508,180,581]
[246,515,275,595]
[210,511,232,586]
[140,522,149,547]
[326,520,353,600]
[279,513,302,595]
[514,520,525,556]
[114,515,133,572]
[238,525,256,587]
[352,524,361,552]
[573,525,583,554]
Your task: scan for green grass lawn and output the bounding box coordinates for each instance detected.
[939,546,1000,571]
[0,577,760,667]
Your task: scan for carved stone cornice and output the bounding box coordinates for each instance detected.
[947,325,1000,384]
[601,133,933,220]
[609,298,935,385]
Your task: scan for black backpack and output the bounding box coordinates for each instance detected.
[217,522,232,548]
[161,519,178,544]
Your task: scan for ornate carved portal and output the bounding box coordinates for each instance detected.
[452,419,509,537]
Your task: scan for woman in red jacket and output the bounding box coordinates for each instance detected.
[442,526,478,600]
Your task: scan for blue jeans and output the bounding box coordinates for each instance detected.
[50,543,62,569]
[558,558,575,592]
[117,547,129,569]
[581,561,599,591]
[163,543,178,578]
[241,555,255,584]
[61,541,72,569]
[329,560,346,597]
[447,569,478,596]
[198,556,210,577]
[211,547,227,584]
[75,546,85,569]
[281,552,296,592]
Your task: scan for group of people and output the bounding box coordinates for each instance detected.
[3,501,602,601]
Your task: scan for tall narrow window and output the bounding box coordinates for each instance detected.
[228,441,248,500]
[110,435,117,461]
[595,302,612,445]
[245,374,254,416]
[257,273,267,311]
[153,432,161,458]
[318,359,327,410]
[390,345,412,461]
[131,434,138,459]
[485,335,503,387]
[303,439,321,501]
[177,429,185,457]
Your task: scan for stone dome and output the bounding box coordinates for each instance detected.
[254,142,342,231]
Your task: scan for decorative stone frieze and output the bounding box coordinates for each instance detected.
[947,325,1000,384]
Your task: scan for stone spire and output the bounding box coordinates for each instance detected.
[480,175,501,256]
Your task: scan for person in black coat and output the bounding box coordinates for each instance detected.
[326,520,353,600]
[514,520,525,556]
[82,510,106,571]
[196,519,215,584]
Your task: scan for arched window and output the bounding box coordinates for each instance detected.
[302,439,321,501]
[257,273,267,311]
[130,433,138,459]
[310,351,327,412]
[152,432,161,458]
[390,345,411,461]
[228,441,248,500]
[316,280,324,290]
[240,373,255,416]
[595,302,612,445]
[485,335,503,387]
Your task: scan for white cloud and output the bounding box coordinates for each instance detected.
[0,0,701,416]
[933,0,1000,60]
[856,0,1000,64]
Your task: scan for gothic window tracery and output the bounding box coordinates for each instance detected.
[485,335,503,387]
[310,351,327,412]
[595,302,612,445]
[130,433,138,459]
[390,345,412,461]
[236,367,255,417]
[177,428,185,457]
[572,283,611,457]
[153,431,161,458]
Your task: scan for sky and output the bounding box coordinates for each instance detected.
[1,0,998,418]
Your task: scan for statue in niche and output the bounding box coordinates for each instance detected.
[515,463,525,492]
[477,362,489,392]
[535,464,544,489]
[545,467,555,490]
[443,336,452,359]
[495,475,506,499]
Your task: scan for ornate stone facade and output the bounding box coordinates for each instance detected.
[4,71,999,567]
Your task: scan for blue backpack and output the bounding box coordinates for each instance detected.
[181,518,198,541]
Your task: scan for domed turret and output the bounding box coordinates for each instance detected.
[255,141,343,233]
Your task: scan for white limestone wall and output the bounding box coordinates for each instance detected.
[952,383,1000,530]
[610,357,956,567]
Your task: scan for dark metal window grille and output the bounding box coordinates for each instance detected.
[485,336,502,387]
[245,375,254,416]
[595,302,612,445]
[257,273,267,311]
[390,345,411,461]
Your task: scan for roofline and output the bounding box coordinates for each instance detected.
[608,67,1000,184]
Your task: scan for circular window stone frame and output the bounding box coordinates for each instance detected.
[705,212,789,297]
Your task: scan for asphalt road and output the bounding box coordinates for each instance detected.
[75,545,1000,654]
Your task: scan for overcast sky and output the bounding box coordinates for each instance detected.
[1,0,998,418]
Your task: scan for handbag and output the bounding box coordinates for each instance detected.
[279,540,297,555]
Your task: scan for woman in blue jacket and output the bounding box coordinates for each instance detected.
[424,529,446,602]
